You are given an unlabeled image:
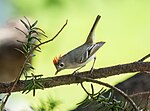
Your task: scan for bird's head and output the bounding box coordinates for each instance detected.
[53,55,65,74]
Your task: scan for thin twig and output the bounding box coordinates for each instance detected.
[32,19,68,51]
[80,83,91,96]
[130,91,150,110]
[78,77,139,111]
[130,91,150,98]
[138,53,150,62]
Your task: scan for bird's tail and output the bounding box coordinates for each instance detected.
[85,15,101,44]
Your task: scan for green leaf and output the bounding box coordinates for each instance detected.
[77,96,89,105]
[33,87,35,96]
[24,16,31,28]
[32,27,45,34]
[29,36,42,43]
[22,44,28,52]
[16,40,26,44]
[29,29,38,35]
[20,19,29,29]
[91,84,94,95]
[23,70,28,79]
[26,85,34,94]
[14,48,25,55]
[29,53,36,57]
[31,20,38,28]
[35,81,44,90]
[15,27,27,35]
[35,48,41,52]
[37,31,48,38]
[22,81,33,94]
[25,63,34,70]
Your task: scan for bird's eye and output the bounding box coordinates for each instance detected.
[59,63,64,67]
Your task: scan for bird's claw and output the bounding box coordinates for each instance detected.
[72,70,79,75]
[90,67,94,75]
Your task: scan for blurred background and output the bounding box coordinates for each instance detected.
[0,0,150,110]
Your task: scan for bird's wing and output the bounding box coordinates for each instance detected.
[80,42,105,63]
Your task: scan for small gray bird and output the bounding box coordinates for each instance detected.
[53,15,105,74]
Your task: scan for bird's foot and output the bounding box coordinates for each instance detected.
[72,70,79,75]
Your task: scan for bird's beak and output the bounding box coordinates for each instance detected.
[55,70,59,75]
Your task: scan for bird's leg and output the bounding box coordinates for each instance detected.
[72,65,86,75]
[90,57,96,74]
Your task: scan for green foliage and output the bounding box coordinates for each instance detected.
[0,16,67,111]
[16,17,47,96]
[78,84,127,111]
[22,74,44,96]
[16,17,47,56]
[30,97,61,111]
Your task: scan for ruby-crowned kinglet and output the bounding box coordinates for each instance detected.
[53,15,105,74]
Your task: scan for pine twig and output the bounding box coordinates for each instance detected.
[78,77,139,111]
[0,19,68,111]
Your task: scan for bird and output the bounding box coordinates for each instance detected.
[53,15,105,75]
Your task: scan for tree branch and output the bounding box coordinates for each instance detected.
[0,62,150,93]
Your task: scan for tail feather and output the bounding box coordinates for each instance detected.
[85,15,101,44]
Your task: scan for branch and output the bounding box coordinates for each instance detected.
[138,53,150,62]
[0,62,150,93]
[32,19,68,51]
[79,77,139,111]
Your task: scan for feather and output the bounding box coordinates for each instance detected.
[53,55,61,65]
